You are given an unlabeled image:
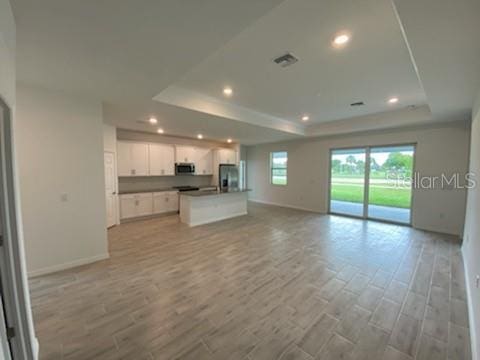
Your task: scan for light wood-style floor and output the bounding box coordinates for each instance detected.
[29,203,471,360]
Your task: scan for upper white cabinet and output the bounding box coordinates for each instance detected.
[175,146,196,163]
[217,148,237,165]
[117,141,233,177]
[149,143,175,176]
[117,142,149,176]
[195,148,213,175]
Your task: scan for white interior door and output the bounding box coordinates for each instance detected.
[104,152,117,228]
[0,98,35,359]
[0,101,12,360]
[0,293,12,360]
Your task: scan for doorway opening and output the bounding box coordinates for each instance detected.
[329,144,415,225]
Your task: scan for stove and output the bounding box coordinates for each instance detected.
[172,186,200,192]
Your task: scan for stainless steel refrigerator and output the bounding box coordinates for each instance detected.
[219,164,239,190]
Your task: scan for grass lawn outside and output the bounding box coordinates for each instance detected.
[272,176,287,185]
[331,183,411,208]
[271,175,412,208]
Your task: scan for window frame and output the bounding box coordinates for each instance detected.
[270,151,288,186]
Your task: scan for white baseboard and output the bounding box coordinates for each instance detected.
[33,337,39,360]
[248,198,323,214]
[188,212,248,227]
[462,246,477,360]
[28,253,110,278]
[412,222,462,238]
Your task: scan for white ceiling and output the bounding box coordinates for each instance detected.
[393,0,480,122]
[159,0,426,124]
[11,0,285,104]
[103,100,300,146]
[11,0,480,144]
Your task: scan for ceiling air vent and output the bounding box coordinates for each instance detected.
[350,101,365,107]
[273,52,299,67]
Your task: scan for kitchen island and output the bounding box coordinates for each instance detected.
[179,189,250,226]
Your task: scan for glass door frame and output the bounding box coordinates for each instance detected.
[328,143,416,226]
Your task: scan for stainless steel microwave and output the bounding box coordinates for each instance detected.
[175,163,195,175]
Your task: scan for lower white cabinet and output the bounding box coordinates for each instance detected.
[120,193,153,219]
[153,191,179,214]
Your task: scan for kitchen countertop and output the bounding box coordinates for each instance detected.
[179,188,251,197]
[118,186,217,195]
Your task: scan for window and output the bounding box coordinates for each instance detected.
[270,151,287,185]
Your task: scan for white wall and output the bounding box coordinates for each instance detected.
[462,91,480,360]
[247,122,470,236]
[0,0,38,357]
[103,123,117,153]
[116,128,236,149]
[16,84,109,276]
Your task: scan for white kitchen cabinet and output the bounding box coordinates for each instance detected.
[175,145,196,163]
[149,143,175,176]
[117,142,149,176]
[217,148,237,165]
[195,148,213,175]
[153,191,179,214]
[119,194,137,219]
[120,193,153,219]
[136,193,154,216]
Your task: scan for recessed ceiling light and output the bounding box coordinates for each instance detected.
[388,97,399,104]
[333,33,350,47]
[148,117,158,124]
[223,87,233,96]
[301,115,310,121]
[197,134,203,139]
[157,128,164,134]
[227,138,233,143]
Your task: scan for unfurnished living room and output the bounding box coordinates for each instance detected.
[0,0,479,359]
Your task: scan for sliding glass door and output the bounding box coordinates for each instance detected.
[367,145,414,223]
[329,148,366,217]
[329,144,415,224]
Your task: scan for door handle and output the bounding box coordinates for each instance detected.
[112,192,117,195]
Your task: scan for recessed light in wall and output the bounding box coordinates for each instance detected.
[301,115,310,121]
[227,138,233,143]
[157,128,164,134]
[388,97,399,104]
[149,117,158,124]
[332,33,350,47]
[223,87,233,96]
[197,134,203,139]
